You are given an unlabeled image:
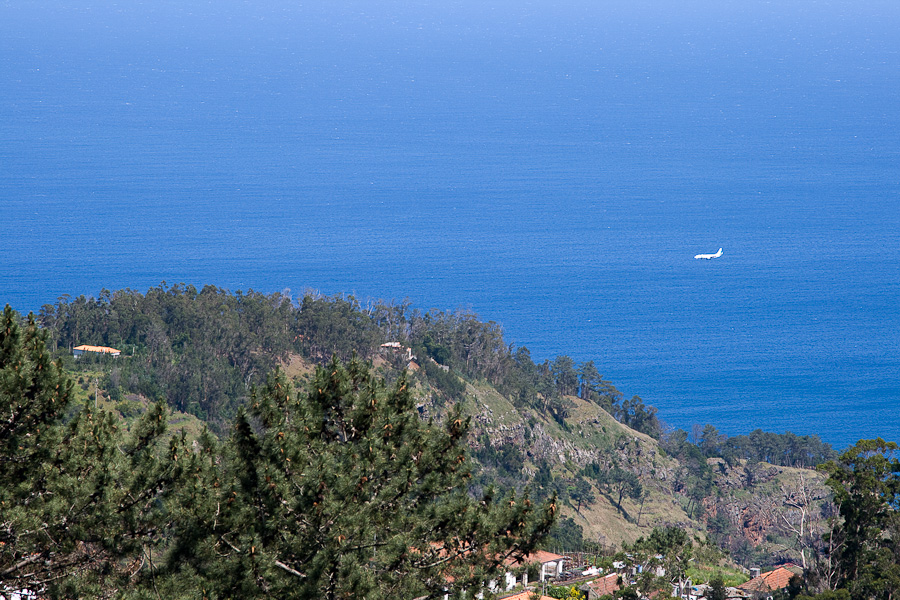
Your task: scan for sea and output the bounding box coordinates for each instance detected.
[2,0,898,450]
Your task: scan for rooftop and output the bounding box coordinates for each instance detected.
[73,344,121,355]
[738,565,802,593]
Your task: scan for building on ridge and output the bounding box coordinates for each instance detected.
[73,344,122,358]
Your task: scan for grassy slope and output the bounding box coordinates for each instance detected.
[68,368,209,444]
[74,353,828,564]
[463,382,699,546]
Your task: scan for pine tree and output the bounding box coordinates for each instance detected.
[166,356,556,599]
[0,305,192,598]
[1,306,75,591]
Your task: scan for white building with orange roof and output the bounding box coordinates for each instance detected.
[499,550,567,590]
[525,550,567,582]
[73,344,121,358]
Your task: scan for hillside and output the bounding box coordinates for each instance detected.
[67,369,210,445]
[29,286,838,569]
[459,381,693,546]
[450,377,831,563]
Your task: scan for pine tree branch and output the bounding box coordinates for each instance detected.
[2,552,43,576]
[274,560,307,578]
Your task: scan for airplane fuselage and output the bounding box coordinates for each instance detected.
[694,248,723,260]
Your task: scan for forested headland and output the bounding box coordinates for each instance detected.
[3,284,899,599]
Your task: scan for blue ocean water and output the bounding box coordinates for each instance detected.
[2,0,898,449]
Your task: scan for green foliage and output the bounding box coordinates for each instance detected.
[614,395,661,439]
[685,566,747,588]
[625,526,693,594]
[546,584,586,600]
[44,285,298,432]
[660,431,715,519]
[615,586,639,600]
[421,357,466,403]
[115,396,144,419]
[568,477,596,513]
[584,460,642,514]
[546,392,576,425]
[797,591,851,600]
[0,305,191,598]
[576,360,601,401]
[531,460,559,503]
[296,293,382,362]
[22,285,876,592]
[161,357,556,599]
[544,516,585,551]
[412,309,508,384]
[551,355,579,397]
[421,331,452,365]
[43,285,673,441]
[475,437,526,480]
[706,574,727,600]
[676,425,837,468]
[819,439,900,600]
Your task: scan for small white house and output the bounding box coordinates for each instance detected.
[380,342,414,362]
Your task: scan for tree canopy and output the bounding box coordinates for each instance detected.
[3,304,556,598]
[0,305,192,598]
[819,439,900,599]
[156,357,556,599]
[39,285,667,438]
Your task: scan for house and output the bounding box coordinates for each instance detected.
[508,551,567,585]
[73,344,121,358]
[487,550,568,594]
[737,564,802,597]
[380,341,415,363]
[529,550,567,581]
[414,541,566,599]
[584,572,621,599]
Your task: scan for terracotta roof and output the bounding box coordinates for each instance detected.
[528,550,566,564]
[74,344,121,354]
[586,573,621,596]
[505,550,566,568]
[738,565,801,593]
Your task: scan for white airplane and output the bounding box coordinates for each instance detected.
[694,248,723,260]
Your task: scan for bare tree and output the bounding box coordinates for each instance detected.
[779,471,828,572]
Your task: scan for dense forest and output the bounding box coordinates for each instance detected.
[3,284,898,600]
[1,306,553,599]
[36,283,837,467]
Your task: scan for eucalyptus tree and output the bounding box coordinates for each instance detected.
[820,439,900,599]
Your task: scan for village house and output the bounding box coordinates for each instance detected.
[72,344,121,358]
[380,341,413,360]
[583,572,621,600]
[501,550,567,590]
[420,544,566,600]
[737,564,802,599]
